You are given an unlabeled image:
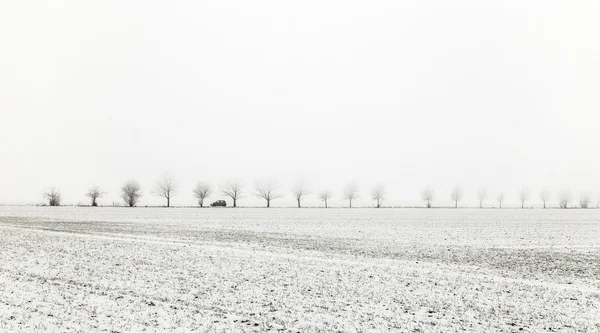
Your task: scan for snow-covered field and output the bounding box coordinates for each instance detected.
[0,207,598,332]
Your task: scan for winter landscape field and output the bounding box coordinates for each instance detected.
[0,207,599,332]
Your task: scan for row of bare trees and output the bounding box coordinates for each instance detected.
[42,179,391,208]
[223,180,385,208]
[42,179,598,208]
[420,186,598,209]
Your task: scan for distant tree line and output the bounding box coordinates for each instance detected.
[418,186,598,209]
[41,179,599,209]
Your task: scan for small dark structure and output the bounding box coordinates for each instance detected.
[210,200,227,207]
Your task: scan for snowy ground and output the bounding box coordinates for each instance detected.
[0,207,599,332]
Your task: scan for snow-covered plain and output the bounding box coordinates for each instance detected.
[0,207,599,332]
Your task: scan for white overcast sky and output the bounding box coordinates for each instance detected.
[1,1,599,207]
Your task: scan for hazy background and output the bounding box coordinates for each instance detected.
[1,0,599,207]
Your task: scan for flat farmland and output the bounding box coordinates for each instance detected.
[0,207,599,332]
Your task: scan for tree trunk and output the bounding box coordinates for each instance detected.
[297,199,301,208]
[167,197,170,208]
[267,199,270,208]
[199,199,203,207]
[455,201,458,208]
[521,202,524,209]
[233,198,236,208]
[479,201,482,208]
[543,201,546,209]
[349,199,352,208]
[325,200,328,208]
[377,199,380,208]
[499,202,502,209]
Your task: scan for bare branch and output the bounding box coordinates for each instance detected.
[343,182,359,208]
[519,187,531,209]
[558,189,571,209]
[450,185,463,208]
[370,183,386,208]
[496,192,505,208]
[318,190,332,208]
[539,189,551,208]
[121,180,142,207]
[43,187,61,206]
[420,186,435,208]
[291,180,310,208]
[476,187,488,208]
[153,176,177,207]
[192,182,213,207]
[85,185,106,206]
[580,191,593,209]
[255,179,283,208]
[221,180,244,207]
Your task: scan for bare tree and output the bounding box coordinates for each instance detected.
[192,182,213,207]
[318,190,332,208]
[519,187,531,209]
[370,183,386,208]
[291,181,310,208]
[420,186,435,208]
[86,185,105,206]
[477,187,488,208]
[580,192,593,209]
[450,185,463,208]
[222,180,243,208]
[43,187,61,206]
[496,192,505,208]
[558,189,571,209]
[153,176,177,207]
[121,180,142,207]
[343,182,359,208]
[539,189,551,209]
[255,179,283,208]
